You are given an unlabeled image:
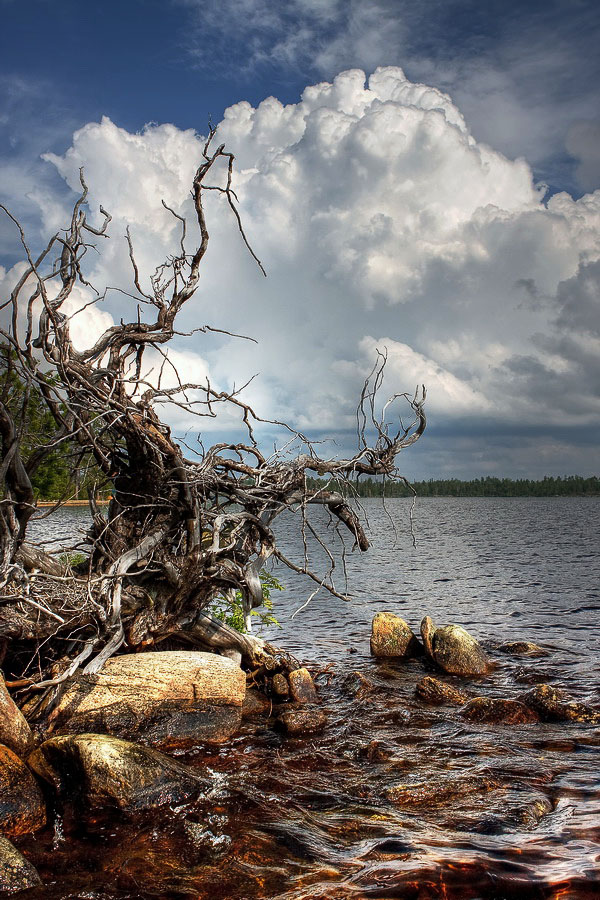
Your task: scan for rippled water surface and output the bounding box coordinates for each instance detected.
[20,498,600,898]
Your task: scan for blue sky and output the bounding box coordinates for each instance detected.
[1,0,599,478]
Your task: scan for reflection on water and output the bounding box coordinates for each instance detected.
[20,498,600,898]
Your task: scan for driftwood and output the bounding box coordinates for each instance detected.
[0,130,426,718]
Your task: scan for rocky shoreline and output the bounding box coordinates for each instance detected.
[2,613,599,894]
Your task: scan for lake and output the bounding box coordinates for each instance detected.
[21,497,600,898]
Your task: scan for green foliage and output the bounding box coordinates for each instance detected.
[0,343,105,501]
[208,570,284,634]
[306,474,600,498]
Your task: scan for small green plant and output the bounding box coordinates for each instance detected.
[208,570,284,634]
[58,551,88,569]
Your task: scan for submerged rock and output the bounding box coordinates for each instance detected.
[420,617,490,676]
[288,668,318,704]
[0,673,34,757]
[0,744,46,837]
[370,612,421,658]
[29,733,206,815]
[47,651,246,750]
[387,772,499,806]
[498,640,548,657]
[415,676,468,706]
[460,697,539,725]
[277,708,327,736]
[342,671,375,699]
[0,835,41,893]
[523,684,600,724]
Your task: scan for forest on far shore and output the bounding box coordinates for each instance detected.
[307,475,600,498]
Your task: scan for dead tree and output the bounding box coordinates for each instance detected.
[0,132,425,712]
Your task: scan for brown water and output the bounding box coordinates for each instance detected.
[18,498,600,898]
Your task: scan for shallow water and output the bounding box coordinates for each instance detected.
[19,497,600,898]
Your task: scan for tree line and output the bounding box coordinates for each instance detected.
[307,475,600,498]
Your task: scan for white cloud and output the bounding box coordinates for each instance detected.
[6,66,600,475]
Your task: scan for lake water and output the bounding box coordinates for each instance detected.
[20,497,600,898]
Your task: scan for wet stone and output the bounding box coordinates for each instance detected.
[498,640,549,657]
[0,835,41,893]
[288,668,318,704]
[421,617,490,676]
[242,688,271,719]
[387,772,499,806]
[277,707,328,736]
[342,671,375,699]
[30,733,207,815]
[415,676,468,706]
[370,612,421,658]
[460,697,540,724]
[523,684,600,723]
[271,673,290,700]
[0,744,46,838]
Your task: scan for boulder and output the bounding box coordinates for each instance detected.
[271,673,290,700]
[0,744,46,837]
[497,640,548,657]
[342,671,375,699]
[420,616,490,676]
[415,676,468,706]
[29,733,206,815]
[242,689,271,719]
[0,836,41,893]
[370,613,420,658]
[277,708,328,736]
[47,651,246,750]
[522,684,600,724]
[288,668,318,704]
[460,697,539,725]
[0,673,34,757]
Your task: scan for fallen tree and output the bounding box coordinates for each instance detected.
[0,131,425,721]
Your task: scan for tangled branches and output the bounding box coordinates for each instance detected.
[0,130,425,713]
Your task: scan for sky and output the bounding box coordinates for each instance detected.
[1,0,599,480]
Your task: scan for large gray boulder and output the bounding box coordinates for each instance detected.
[0,744,46,837]
[420,616,490,676]
[29,732,207,815]
[47,651,246,750]
[0,836,41,893]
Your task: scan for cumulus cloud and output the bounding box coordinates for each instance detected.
[7,66,600,476]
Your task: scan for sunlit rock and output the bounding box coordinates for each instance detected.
[0,836,41,893]
[370,612,421,658]
[288,667,318,704]
[0,673,34,757]
[420,617,490,676]
[46,651,246,750]
[271,673,290,699]
[460,697,539,724]
[29,733,206,814]
[498,641,548,657]
[0,744,46,837]
[415,676,468,705]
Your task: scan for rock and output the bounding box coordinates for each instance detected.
[460,697,539,724]
[30,733,206,815]
[522,684,600,724]
[420,616,490,676]
[277,708,328,736]
[288,668,318,704]
[0,673,34,757]
[370,612,421,658]
[0,835,41,893]
[48,651,246,750]
[387,772,499,806]
[242,689,271,719]
[342,671,375,699]
[498,640,548,657]
[415,676,468,706]
[220,648,243,667]
[0,744,46,837]
[271,673,290,700]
